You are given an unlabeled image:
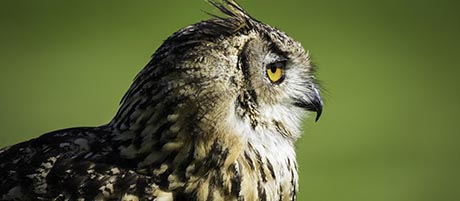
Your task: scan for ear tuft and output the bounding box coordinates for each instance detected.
[206,0,258,30]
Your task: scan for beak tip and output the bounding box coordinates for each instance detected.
[315,106,322,122]
[311,84,323,122]
[315,107,322,122]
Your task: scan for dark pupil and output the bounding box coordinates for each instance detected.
[270,65,277,73]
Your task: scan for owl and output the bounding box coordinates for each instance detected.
[0,1,322,200]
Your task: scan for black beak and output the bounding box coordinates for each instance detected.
[294,85,323,122]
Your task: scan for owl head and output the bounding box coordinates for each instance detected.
[112,0,322,146]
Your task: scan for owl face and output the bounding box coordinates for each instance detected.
[225,23,322,141]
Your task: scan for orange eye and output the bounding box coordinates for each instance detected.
[266,62,285,83]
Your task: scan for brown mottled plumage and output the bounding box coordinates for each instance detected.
[0,1,322,200]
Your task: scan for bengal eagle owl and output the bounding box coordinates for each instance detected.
[0,1,323,200]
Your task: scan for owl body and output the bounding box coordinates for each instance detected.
[0,1,322,200]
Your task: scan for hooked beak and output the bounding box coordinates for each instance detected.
[294,85,323,122]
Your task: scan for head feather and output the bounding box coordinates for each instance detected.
[206,0,258,31]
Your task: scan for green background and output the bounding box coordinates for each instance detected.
[1,0,459,200]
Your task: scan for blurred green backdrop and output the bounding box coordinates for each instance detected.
[1,0,459,200]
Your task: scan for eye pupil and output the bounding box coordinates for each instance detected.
[270,65,277,73]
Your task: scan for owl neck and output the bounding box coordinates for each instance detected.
[216,105,299,200]
[182,120,299,200]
